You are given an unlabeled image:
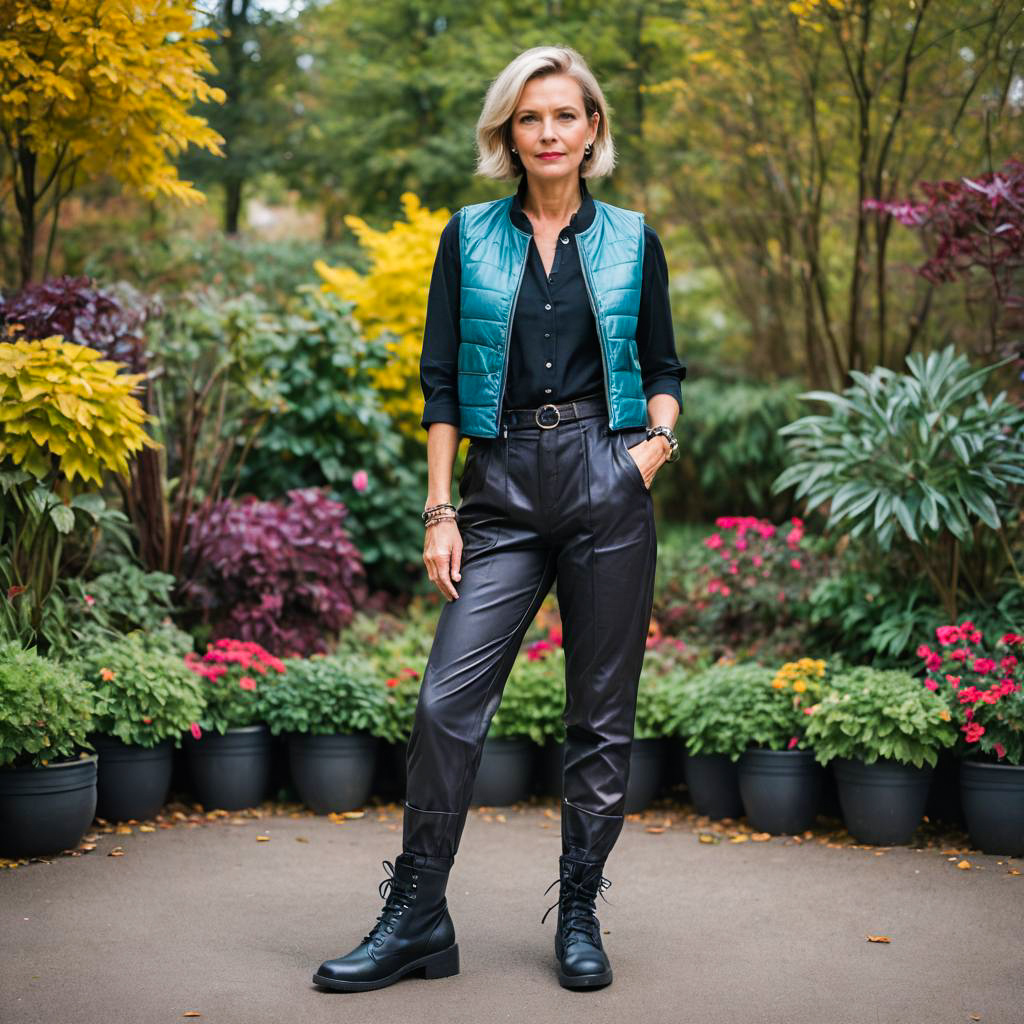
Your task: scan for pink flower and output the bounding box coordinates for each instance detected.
[1000,655,1018,671]
[998,632,1023,646]
[352,469,369,492]
[728,562,739,575]
[916,644,933,659]
[925,652,942,671]
[777,590,786,602]
[945,674,961,688]
[972,658,996,675]
[994,742,1007,760]
[789,558,802,570]
[705,533,723,550]
[239,676,257,691]
[962,722,985,744]
[756,522,776,539]
[751,554,764,567]
[526,640,552,661]
[735,538,748,551]
[923,677,939,691]
[548,626,563,646]
[950,648,969,662]
[980,688,1001,704]
[969,630,982,644]
[957,686,983,705]
[787,736,799,750]
[720,584,731,596]
[786,528,802,548]
[935,625,960,646]
[84,594,96,607]
[190,722,202,740]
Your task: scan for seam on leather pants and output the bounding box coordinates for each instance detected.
[456,545,556,823]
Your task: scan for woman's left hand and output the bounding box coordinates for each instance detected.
[625,437,670,490]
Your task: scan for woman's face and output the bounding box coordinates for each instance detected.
[509,73,598,186]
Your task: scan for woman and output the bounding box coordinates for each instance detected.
[314,45,684,994]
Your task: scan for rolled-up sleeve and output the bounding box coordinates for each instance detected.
[637,224,686,411]
[419,212,462,430]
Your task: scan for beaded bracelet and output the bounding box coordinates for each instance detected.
[424,513,458,529]
[422,502,456,524]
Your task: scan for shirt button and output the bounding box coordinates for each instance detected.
[545,361,552,368]
[544,303,552,310]
[544,333,550,338]
[544,388,552,394]
[560,236,569,244]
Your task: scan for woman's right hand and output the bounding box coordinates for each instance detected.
[424,519,463,601]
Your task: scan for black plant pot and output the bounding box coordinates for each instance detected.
[925,748,966,828]
[738,748,824,834]
[0,754,98,858]
[683,752,744,820]
[960,759,1024,856]
[537,737,564,798]
[832,756,933,845]
[288,732,379,814]
[663,738,689,797]
[371,739,409,802]
[89,733,173,822]
[624,738,665,813]
[184,723,272,812]
[471,736,535,806]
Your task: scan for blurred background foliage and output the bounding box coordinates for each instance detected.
[1,0,1021,664]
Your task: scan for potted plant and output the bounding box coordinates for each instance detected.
[664,662,756,820]
[335,608,434,801]
[70,629,205,823]
[476,638,565,806]
[802,666,956,845]
[731,658,829,834]
[260,652,393,813]
[917,622,1024,855]
[628,646,694,813]
[182,638,287,811]
[0,641,99,858]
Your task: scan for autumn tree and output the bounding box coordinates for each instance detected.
[0,0,226,288]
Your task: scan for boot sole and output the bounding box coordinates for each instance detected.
[557,965,613,989]
[312,943,460,992]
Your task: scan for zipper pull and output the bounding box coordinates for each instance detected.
[503,423,509,439]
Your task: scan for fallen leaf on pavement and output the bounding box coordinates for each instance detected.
[729,834,749,843]
[956,860,971,870]
[108,847,125,857]
[646,827,665,834]
[751,833,772,842]
[866,935,891,943]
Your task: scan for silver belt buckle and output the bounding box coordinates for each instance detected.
[534,403,561,429]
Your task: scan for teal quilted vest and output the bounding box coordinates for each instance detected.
[457,193,647,438]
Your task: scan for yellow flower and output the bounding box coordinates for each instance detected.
[939,709,951,722]
[792,679,807,693]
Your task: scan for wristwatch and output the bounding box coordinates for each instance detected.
[646,425,680,463]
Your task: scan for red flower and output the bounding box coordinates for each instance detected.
[925,652,942,671]
[787,736,799,750]
[190,722,202,740]
[526,640,552,661]
[962,722,985,744]
[923,678,939,691]
[950,648,969,662]
[239,676,257,691]
[972,657,996,675]
[548,627,563,646]
[386,677,400,688]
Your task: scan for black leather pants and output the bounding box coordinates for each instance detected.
[403,400,657,867]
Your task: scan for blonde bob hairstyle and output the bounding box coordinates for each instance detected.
[475,46,616,181]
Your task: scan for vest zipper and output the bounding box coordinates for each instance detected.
[576,237,614,425]
[495,239,530,437]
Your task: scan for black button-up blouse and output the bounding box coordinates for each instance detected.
[419,175,686,430]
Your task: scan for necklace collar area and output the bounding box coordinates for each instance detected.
[509,174,595,236]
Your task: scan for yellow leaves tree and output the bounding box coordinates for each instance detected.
[314,192,451,440]
[0,0,226,286]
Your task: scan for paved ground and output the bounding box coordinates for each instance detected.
[2,796,1022,1024]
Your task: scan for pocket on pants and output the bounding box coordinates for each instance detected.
[611,427,650,495]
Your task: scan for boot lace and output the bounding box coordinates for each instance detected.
[361,859,417,946]
[541,871,612,948]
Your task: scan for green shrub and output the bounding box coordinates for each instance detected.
[802,666,956,769]
[773,345,1024,622]
[0,641,96,768]
[490,642,566,744]
[260,653,395,740]
[70,632,205,749]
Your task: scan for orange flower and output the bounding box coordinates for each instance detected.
[100,667,116,681]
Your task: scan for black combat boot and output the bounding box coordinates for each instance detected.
[541,854,614,989]
[313,853,459,992]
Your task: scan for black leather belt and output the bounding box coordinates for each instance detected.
[502,393,608,431]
